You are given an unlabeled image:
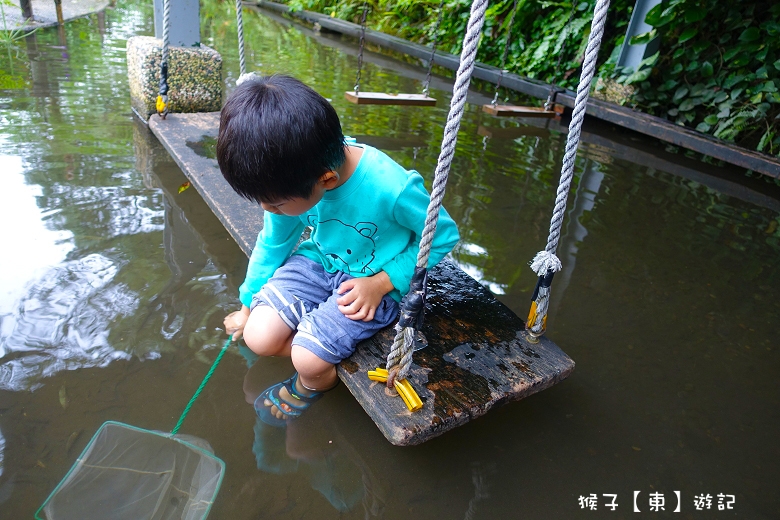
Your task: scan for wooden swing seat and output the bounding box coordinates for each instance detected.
[482,104,564,118]
[345,91,437,106]
[149,112,575,446]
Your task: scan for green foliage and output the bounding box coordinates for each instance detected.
[273,0,778,156]
[279,0,633,91]
[612,0,780,156]
[0,0,38,78]
[0,0,38,44]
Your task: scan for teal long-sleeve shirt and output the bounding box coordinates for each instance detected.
[238,144,460,307]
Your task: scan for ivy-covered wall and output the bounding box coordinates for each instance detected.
[608,1,779,156]
[277,0,779,157]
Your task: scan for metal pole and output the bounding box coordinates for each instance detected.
[20,0,33,20]
[153,0,200,47]
[54,0,64,25]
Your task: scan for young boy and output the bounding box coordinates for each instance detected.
[218,75,459,426]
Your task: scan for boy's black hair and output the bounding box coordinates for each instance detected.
[216,75,346,203]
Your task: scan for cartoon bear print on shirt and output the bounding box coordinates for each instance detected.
[307,216,377,275]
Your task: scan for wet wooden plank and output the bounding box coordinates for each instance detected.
[345,91,437,106]
[482,104,561,118]
[148,112,575,446]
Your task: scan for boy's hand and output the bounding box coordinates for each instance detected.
[336,272,394,322]
[224,305,251,340]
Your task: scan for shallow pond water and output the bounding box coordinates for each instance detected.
[0,2,779,518]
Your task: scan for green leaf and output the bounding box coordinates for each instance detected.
[692,41,711,53]
[668,108,679,116]
[717,107,730,118]
[685,6,707,23]
[673,86,689,102]
[658,79,678,92]
[750,92,764,103]
[713,92,728,103]
[639,51,660,68]
[678,27,698,43]
[723,47,742,62]
[686,60,700,72]
[731,88,744,100]
[738,27,760,42]
[696,122,711,132]
[723,75,745,89]
[761,80,778,93]
[699,61,713,77]
[670,63,683,75]
[679,98,695,111]
[645,3,675,27]
[732,54,752,67]
[630,29,657,45]
[757,130,773,153]
[673,47,686,59]
[774,59,780,71]
[626,68,652,84]
[704,114,719,125]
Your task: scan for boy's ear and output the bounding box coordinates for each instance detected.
[319,170,340,189]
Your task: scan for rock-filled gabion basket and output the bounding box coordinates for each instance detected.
[127,36,223,118]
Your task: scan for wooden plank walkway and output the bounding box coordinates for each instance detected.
[148,112,575,446]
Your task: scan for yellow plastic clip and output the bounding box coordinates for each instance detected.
[156,94,167,115]
[367,367,388,383]
[366,368,423,412]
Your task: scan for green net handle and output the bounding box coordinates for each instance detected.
[171,335,233,435]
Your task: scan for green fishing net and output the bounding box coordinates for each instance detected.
[35,421,225,520]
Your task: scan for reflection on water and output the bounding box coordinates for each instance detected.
[0,154,72,315]
[0,1,778,518]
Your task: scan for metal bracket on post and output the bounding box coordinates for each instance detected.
[153,0,201,47]
[616,0,662,69]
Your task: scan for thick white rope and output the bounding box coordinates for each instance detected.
[161,0,170,64]
[531,0,610,277]
[528,0,610,335]
[158,0,171,118]
[386,0,489,384]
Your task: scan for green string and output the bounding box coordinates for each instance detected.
[171,335,233,435]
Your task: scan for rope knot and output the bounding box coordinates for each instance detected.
[530,250,562,277]
[237,71,261,86]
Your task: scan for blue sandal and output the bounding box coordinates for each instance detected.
[254,372,326,427]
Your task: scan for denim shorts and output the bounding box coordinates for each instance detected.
[250,255,399,364]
